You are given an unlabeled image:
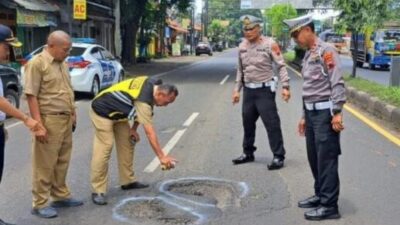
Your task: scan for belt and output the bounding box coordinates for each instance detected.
[304,101,332,111]
[244,82,272,89]
[44,112,71,116]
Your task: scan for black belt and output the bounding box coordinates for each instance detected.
[44,112,71,116]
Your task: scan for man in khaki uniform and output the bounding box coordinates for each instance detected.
[90,76,178,205]
[24,31,83,219]
[0,24,45,225]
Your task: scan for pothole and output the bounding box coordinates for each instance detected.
[113,197,203,225]
[159,177,248,209]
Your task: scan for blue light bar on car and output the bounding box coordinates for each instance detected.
[72,38,96,44]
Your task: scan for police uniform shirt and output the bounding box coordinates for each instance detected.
[24,49,75,114]
[91,78,155,125]
[301,38,346,110]
[235,36,290,92]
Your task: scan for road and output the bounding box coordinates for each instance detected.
[340,55,391,86]
[1,50,400,225]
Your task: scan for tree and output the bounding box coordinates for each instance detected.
[120,0,190,65]
[264,4,297,48]
[208,19,228,43]
[334,0,392,77]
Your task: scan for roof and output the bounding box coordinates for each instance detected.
[240,0,313,9]
[13,0,59,12]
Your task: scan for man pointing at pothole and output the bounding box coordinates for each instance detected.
[89,76,178,205]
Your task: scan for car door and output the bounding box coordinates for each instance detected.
[99,47,114,87]
[101,49,118,83]
[90,47,107,86]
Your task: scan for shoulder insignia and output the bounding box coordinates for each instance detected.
[323,51,335,69]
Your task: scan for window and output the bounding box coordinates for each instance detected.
[90,47,102,60]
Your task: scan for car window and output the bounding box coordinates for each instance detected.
[70,47,86,57]
[90,47,103,60]
[100,48,114,60]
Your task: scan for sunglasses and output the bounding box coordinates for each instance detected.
[243,27,256,32]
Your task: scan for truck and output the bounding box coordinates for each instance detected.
[351,21,400,70]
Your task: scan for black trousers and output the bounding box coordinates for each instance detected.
[242,86,285,158]
[305,109,341,207]
[0,124,5,183]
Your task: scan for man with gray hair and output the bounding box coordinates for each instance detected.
[24,30,83,219]
[89,76,178,205]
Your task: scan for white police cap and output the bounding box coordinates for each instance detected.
[283,15,313,34]
[240,15,262,29]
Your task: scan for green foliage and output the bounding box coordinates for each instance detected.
[264,4,297,46]
[344,76,400,108]
[334,0,391,33]
[208,19,228,42]
[283,50,295,62]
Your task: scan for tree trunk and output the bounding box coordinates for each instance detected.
[120,0,147,65]
[351,32,358,78]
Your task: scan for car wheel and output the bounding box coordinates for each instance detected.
[118,71,124,82]
[5,89,20,109]
[369,63,375,70]
[91,76,100,97]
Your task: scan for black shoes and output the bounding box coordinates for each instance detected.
[304,206,341,220]
[92,193,107,205]
[298,195,321,208]
[267,156,284,170]
[121,181,149,190]
[232,154,255,165]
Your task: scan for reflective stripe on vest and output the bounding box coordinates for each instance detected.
[95,76,148,100]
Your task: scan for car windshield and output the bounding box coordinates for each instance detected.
[70,47,86,56]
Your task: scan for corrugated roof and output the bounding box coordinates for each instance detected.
[241,0,314,9]
[13,0,59,12]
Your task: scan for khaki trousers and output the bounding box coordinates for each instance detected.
[32,114,73,209]
[89,108,135,194]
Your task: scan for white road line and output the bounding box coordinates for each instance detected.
[5,121,23,129]
[144,112,200,173]
[183,112,199,127]
[220,75,230,85]
[143,129,187,173]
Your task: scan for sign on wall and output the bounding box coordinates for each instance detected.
[73,0,87,20]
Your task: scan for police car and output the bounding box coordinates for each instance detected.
[21,38,124,96]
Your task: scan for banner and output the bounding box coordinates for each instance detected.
[73,0,87,20]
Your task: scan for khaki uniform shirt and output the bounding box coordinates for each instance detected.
[134,101,153,125]
[235,36,290,92]
[301,39,346,110]
[24,49,75,114]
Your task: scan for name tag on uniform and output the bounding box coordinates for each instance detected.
[240,50,247,53]
[256,49,267,52]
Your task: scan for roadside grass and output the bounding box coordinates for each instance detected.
[283,50,295,62]
[344,75,400,108]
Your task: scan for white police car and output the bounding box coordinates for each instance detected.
[22,38,124,96]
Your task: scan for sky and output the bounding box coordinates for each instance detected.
[195,0,202,14]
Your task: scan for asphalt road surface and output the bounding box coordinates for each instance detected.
[1,50,399,225]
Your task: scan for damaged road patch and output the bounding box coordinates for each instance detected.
[113,196,205,225]
[113,177,249,224]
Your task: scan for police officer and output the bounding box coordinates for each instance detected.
[232,15,291,170]
[283,15,346,220]
[90,76,178,205]
[0,24,45,225]
[24,31,83,219]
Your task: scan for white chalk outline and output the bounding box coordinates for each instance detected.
[112,196,206,224]
[159,177,249,208]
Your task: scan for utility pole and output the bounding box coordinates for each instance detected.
[204,0,208,38]
[67,0,72,34]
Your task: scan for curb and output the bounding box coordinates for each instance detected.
[346,87,400,128]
